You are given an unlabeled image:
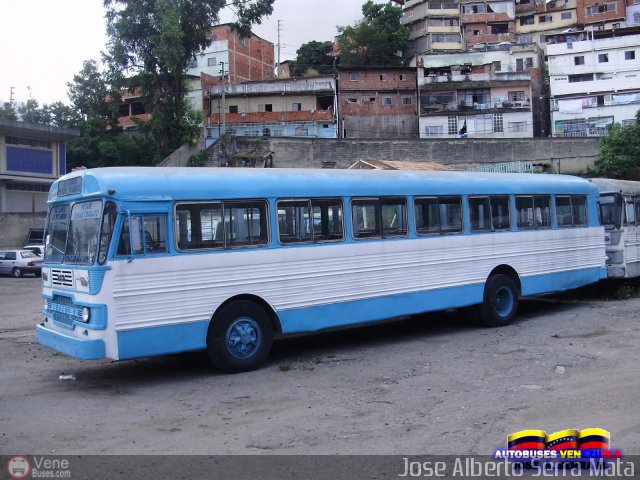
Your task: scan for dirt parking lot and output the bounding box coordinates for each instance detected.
[1,275,639,456]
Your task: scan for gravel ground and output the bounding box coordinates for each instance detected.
[1,275,639,456]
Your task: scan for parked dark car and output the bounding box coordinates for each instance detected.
[0,249,43,277]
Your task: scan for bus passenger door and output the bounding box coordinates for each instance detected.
[624,197,640,277]
[627,199,640,277]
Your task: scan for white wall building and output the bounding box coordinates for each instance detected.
[416,44,546,138]
[547,28,640,137]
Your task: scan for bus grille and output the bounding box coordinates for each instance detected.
[51,268,73,287]
[47,296,82,326]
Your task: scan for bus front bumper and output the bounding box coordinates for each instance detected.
[36,324,105,360]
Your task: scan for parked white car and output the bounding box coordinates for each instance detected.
[0,249,43,277]
[23,244,45,256]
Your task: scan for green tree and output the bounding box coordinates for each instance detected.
[291,41,335,76]
[17,99,51,124]
[64,59,158,170]
[103,0,274,160]
[337,0,409,67]
[45,102,84,130]
[592,111,640,180]
[0,102,18,120]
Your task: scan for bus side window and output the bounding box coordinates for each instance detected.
[312,198,344,242]
[117,214,167,256]
[626,200,637,225]
[224,201,268,247]
[469,196,491,231]
[352,200,380,239]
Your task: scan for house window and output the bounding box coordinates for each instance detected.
[380,74,388,81]
[625,51,636,60]
[295,127,309,136]
[400,74,406,81]
[347,98,357,104]
[598,53,609,63]
[508,91,525,102]
[207,57,217,66]
[402,97,413,105]
[239,37,246,46]
[525,57,533,68]
[568,73,594,82]
[448,116,458,136]
[350,73,358,81]
[520,16,534,25]
[229,105,238,114]
[187,57,198,68]
[561,11,572,19]
[538,14,552,22]
[518,36,533,45]
[509,121,527,132]
[574,56,585,65]
[292,103,302,111]
[493,113,504,133]
[265,104,273,112]
[424,125,444,137]
[383,97,392,105]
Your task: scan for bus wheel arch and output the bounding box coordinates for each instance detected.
[206,295,280,373]
[478,266,521,328]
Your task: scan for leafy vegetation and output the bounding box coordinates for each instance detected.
[290,41,335,77]
[337,0,410,67]
[103,0,274,160]
[591,110,640,180]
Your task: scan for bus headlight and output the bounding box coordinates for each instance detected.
[81,307,91,323]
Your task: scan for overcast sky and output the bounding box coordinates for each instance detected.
[0,0,381,106]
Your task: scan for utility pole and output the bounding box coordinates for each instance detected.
[220,61,226,135]
[276,20,282,78]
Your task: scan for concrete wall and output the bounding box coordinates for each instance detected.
[260,137,600,172]
[0,213,47,249]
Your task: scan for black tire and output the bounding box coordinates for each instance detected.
[12,267,23,278]
[207,300,274,373]
[477,274,519,327]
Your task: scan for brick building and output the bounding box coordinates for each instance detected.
[337,67,419,138]
[117,24,275,129]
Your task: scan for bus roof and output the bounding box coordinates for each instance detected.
[588,178,640,196]
[50,167,599,202]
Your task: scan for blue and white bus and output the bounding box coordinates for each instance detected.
[37,168,606,372]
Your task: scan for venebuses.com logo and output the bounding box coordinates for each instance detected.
[7,456,30,479]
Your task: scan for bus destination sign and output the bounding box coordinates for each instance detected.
[58,176,83,197]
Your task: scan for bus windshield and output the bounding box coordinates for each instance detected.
[599,194,621,231]
[45,200,103,265]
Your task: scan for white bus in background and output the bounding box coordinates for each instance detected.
[590,178,640,278]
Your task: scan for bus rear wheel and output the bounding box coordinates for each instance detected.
[207,300,274,373]
[478,274,519,327]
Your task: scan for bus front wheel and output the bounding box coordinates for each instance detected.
[478,274,519,327]
[207,300,274,373]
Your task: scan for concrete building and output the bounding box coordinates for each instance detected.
[401,0,464,55]
[547,26,640,137]
[515,0,579,48]
[461,0,516,48]
[337,67,419,139]
[0,119,78,213]
[417,42,548,137]
[203,75,337,146]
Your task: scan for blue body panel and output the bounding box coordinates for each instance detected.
[36,324,105,360]
[116,321,209,359]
